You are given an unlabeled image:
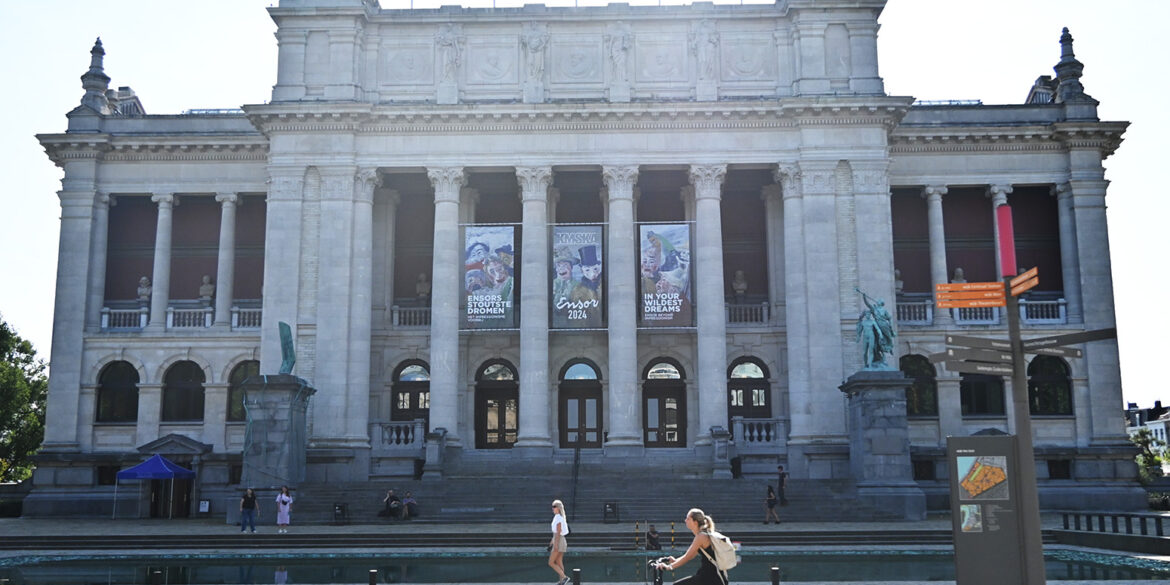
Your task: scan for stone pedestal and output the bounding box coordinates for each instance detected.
[608,82,630,103]
[840,370,926,520]
[240,374,316,489]
[437,82,458,105]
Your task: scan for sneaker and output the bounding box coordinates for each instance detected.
[251,529,257,533]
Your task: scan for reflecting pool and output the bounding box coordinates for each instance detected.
[2,550,1168,583]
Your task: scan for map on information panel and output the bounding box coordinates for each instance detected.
[957,456,1010,501]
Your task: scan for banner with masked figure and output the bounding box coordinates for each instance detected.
[463,225,517,329]
[551,225,604,328]
[638,223,693,327]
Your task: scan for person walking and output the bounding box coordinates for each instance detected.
[239,488,259,533]
[275,486,294,533]
[776,464,789,505]
[653,508,727,585]
[764,485,780,524]
[548,499,571,585]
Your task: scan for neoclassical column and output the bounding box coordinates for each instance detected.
[777,165,809,447]
[601,165,641,451]
[347,168,379,443]
[314,170,360,444]
[988,184,1013,277]
[85,192,112,329]
[1053,183,1083,322]
[761,184,784,325]
[213,193,239,328]
[147,193,175,330]
[380,189,401,317]
[461,187,479,224]
[689,164,729,448]
[259,169,305,372]
[924,185,951,325]
[515,166,554,452]
[427,167,467,446]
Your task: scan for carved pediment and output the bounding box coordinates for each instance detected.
[137,433,212,456]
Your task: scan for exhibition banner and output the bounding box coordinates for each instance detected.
[638,223,693,327]
[463,225,517,329]
[550,225,605,329]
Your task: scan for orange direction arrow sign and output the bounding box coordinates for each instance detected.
[936,282,1005,292]
[1010,266,1039,288]
[937,298,1007,309]
[1011,276,1039,297]
[936,290,1007,300]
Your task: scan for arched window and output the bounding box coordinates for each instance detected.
[475,359,518,449]
[162,361,206,422]
[392,360,430,428]
[227,360,259,422]
[1028,356,1072,415]
[559,359,602,448]
[479,360,517,381]
[727,357,771,429]
[96,361,139,423]
[562,361,600,380]
[899,354,938,417]
[643,358,687,447]
[960,373,1005,416]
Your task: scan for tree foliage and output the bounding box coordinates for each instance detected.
[0,317,47,482]
[1130,427,1167,485]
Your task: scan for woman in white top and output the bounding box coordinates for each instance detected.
[548,499,570,585]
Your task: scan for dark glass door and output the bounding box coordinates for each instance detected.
[643,383,686,447]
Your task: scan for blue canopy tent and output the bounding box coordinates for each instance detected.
[113,454,196,519]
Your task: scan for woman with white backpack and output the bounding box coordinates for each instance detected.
[653,508,730,584]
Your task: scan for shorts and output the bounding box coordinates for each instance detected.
[552,535,568,552]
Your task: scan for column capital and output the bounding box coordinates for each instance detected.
[215,192,239,205]
[357,167,383,190]
[688,164,727,199]
[1051,182,1072,200]
[151,192,175,207]
[427,167,466,203]
[988,183,1014,200]
[774,163,801,198]
[95,191,113,206]
[515,166,553,201]
[923,184,948,201]
[601,165,639,196]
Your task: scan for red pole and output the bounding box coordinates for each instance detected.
[996,204,1017,277]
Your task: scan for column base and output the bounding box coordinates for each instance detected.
[512,442,554,459]
[603,440,645,458]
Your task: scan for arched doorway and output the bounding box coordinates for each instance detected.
[727,357,771,433]
[643,359,686,448]
[392,360,431,429]
[558,360,603,448]
[475,360,519,449]
[1028,355,1072,415]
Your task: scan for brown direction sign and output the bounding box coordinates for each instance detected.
[945,334,1012,351]
[937,347,1014,364]
[943,361,1015,376]
[936,290,1007,300]
[937,298,1006,309]
[1011,276,1039,297]
[1021,327,1117,351]
[1010,267,1039,288]
[936,282,1005,292]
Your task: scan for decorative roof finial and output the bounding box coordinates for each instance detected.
[1053,27,1093,104]
[80,37,111,113]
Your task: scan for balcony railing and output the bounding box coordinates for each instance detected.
[392,305,431,328]
[167,306,214,329]
[100,307,149,330]
[896,298,934,325]
[1020,297,1067,325]
[731,416,787,456]
[954,306,1000,325]
[726,302,769,325]
[370,420,427,456]
[231,306,263,330]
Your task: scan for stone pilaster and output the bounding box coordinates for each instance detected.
[427,167,467,448]
[147,193,175,331]
[213,193,239,328]
[777,165,809,464]
[347,168,379,447]
[85,192,111,330]
[1053,183,1082,323]
[601,165,641,453]
[924,185,951,325]
[689,164,729,455]
[515,166,554,453]
[260,170,305,373]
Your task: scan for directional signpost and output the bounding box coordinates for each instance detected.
[935,281,1006,309]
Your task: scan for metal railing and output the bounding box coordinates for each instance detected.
[392,306,431,328]
[726,302,769,325]
[1061,511,1166,537]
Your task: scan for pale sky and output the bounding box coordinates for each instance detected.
[0,0,1165,409]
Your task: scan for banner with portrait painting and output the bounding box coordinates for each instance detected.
[550,225,604,329]
[638,223,693,327]
[462,225,517,329]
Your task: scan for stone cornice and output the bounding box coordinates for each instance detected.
[37,134,111,167]
[39,133,268,165]
[1051,121,1128,159]
[891,121,1128,158]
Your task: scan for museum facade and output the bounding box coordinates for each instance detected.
[29,0,1143,516]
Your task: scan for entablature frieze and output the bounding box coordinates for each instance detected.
[891,120,1127,158]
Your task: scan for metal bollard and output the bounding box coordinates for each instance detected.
[771,566,781,584]
[151,570,162,585]
[572,567,581,584]
[369,568,378,584]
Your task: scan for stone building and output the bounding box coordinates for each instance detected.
[29,0,1143,517]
